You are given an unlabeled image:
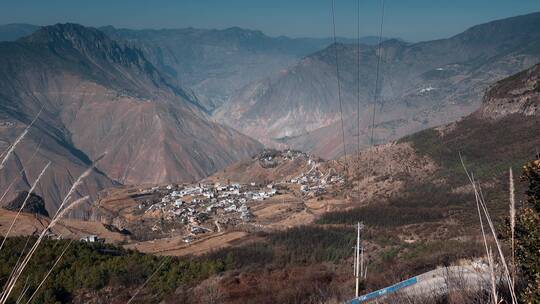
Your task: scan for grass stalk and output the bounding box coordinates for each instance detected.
[0,236,31,300]
[486,246,498,304]
[459,154,517,304]
[14,277,29,304]
[477,185,517,304]
[24,239,74,304]
[509,167,516,292]
[0,108,43,171]
[52,153,105,220]
[0,140,43,204]
[127,258,169,304]
[0,162,51,252]
[0,158,98,304]
[0,195,88,304]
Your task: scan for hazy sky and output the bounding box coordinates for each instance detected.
[1,0,539,42]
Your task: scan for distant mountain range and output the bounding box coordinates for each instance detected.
[96,27,400,111]
[0,23,398,112]
[215,12,540,158]
[0,24,262,214]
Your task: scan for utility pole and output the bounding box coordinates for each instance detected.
[355,222,364,298]
[360,242,364,279]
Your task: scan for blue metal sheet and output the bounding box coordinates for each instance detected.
[350,276,419,303]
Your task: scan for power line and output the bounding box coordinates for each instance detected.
[356,0,362,165]
[331,0,349,174]
[368,0,386,149]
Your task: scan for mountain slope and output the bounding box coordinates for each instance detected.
[359,62,540,216]
[206,58,540,257]
[215,12,540,158]
[0,112,116,215]
[0,23,400,112]
[477,62,540,119]
[0,23,262,213]
[392,62,540,215]
[100,26,396,111]
[274,61,540,270]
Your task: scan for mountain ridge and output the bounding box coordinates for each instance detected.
[215,11,540,158]
[98,25,400,111]
[0,22,403,112]
[477,62,540,119]
[0,23,263,215]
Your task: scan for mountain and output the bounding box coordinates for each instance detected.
[0,59,536,304]
[351,61,540,219]
[389,61,540,211]
[0,23,40,41]
[70,62,539,304]
[0,107,116,215]
[99,26,397,111]
[0,23,400,112]
[0,23,262,214]
[215,12,540,158]
[477,62,540,119]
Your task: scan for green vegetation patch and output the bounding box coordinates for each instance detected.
[0,237,248,303]
[268,226,355,264]
[316,204,445,227]
[401,115,539,181]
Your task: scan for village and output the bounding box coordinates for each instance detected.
[129,149,346,244]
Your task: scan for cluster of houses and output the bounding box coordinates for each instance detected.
[287,161,344,197]
[136,182,279,242]
[130,150,345,244]
[257,149,314,168]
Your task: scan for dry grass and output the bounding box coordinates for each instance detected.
[508,168,516,293]
[0,140,42,204]
[24,239,74,304]
[460,154,517,304]
[0,154,101,303]
[127,257,169,304]
[1,197,86,303]
[0,108,43,170]
[0,162,50,252]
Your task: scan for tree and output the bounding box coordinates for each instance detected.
[516,160,540,303]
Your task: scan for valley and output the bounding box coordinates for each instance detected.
[0,23,262,213]
[215,12,540,158]
[0,5,539,304]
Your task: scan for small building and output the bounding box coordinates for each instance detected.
[183,235,195,243]
[190,226,210,234]
[80,235,102,243]
[241,211,254,222]
[224,205,237,212]
[174,199,184,207]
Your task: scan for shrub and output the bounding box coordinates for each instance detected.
[316,204,445,227]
